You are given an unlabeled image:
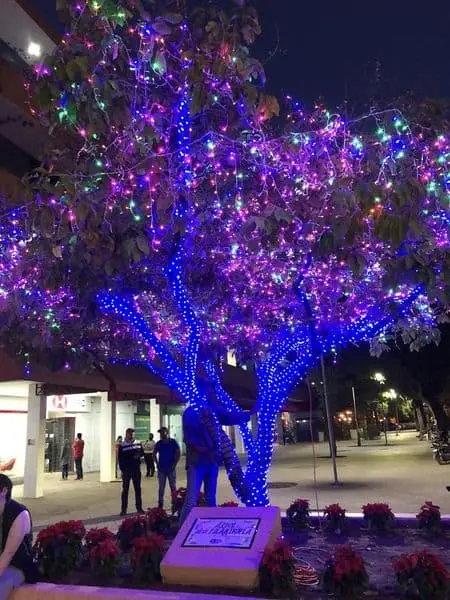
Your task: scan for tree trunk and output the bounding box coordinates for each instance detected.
[426,396,450,430]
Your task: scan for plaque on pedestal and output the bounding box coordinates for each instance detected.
[161,506,281,589]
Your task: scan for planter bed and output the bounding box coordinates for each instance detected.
[23,513,450,599]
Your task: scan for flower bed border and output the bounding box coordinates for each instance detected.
[10,583,267,600]
[295,512,450,529]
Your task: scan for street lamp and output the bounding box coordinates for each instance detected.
[372,372,386,384]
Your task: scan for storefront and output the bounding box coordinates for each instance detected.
[0,383,162,481]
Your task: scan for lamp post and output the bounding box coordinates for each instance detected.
[321,355,339,486]
[351,386,361,446]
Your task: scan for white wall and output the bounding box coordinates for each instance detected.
[0,396,28,477]
[116,401,136,440]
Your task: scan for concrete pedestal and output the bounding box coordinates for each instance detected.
[161,506,281,589]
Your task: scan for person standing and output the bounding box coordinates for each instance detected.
[0,474,39,600]
[72,433,85,480]
[179,402,251,525]
[118,428,144,516]
[143,433,156,478]
[154,427,180,509]
[60,439,70,481]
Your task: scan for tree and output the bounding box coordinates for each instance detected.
[2,4,450,506]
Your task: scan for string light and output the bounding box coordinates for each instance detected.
[1,2,450,507]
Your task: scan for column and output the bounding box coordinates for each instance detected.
[23,385,46,499]
[149,398,161,436]
[99,392,116,482]
[233,426,245,454]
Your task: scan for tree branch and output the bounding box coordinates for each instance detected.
[165,232,201,386]
[204,360,254,452]
[322,285,424,354]
[96,291,184,386]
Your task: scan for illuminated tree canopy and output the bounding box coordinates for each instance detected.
[1,0,450,504]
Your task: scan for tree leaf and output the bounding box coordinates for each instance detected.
[152,19,172,35]
[153,51,167,74]
[136,235,150,256]
[162,13,183,24]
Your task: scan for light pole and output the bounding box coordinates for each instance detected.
[321,355,340,486]
[372,372,387,442]
[351,386,361,446]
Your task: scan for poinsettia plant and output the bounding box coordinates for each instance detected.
[324,503,347,534]
[393,549,450,599]
[131,535,165,583]
[219,501,239,507]
[322,545,369,597]
[85,527,116,550]
[117,515,147,551]
[147,507,171,535]
[286,499,310,530]
[33,520,85,578]
[362,502,394,532]
[171,487,206,518]
[88,537,120,578]
[259,538,296,597]
[416,501,441,535]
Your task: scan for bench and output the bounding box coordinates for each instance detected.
[10,583,261,600]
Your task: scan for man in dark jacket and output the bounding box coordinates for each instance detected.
[0,474,38,599]
[118,428,145,516]
[179,400,252,525]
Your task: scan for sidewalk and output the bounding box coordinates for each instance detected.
[13,431,447,530]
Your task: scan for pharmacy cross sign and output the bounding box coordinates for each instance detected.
[182,518,260,549]
[51,395,67,411]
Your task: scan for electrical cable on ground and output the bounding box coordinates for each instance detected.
[293,547,331,587]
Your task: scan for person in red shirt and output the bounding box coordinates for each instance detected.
[72,433,85,480]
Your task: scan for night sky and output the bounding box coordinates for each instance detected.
[34,0,450,108]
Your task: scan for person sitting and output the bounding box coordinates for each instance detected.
[0,474,39,600]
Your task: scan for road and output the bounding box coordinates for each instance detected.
[14,431,449,528]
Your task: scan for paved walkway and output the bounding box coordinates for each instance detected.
[13,431,449,530]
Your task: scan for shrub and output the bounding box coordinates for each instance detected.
[393,549,450,599]
[416,501,441,535]
[147,507,171,535]
[171,487,205,518]
[85,527,115,550]
[286,498,310,530]
[33,520,85,578]
[88,537,120,577]
[259,538,296,597]
[322,545,369,597]
[362,502,394,532]
[131,534,165,583]
[116,515,147,551]
[324,503,347,533]
[219,501,239,507]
